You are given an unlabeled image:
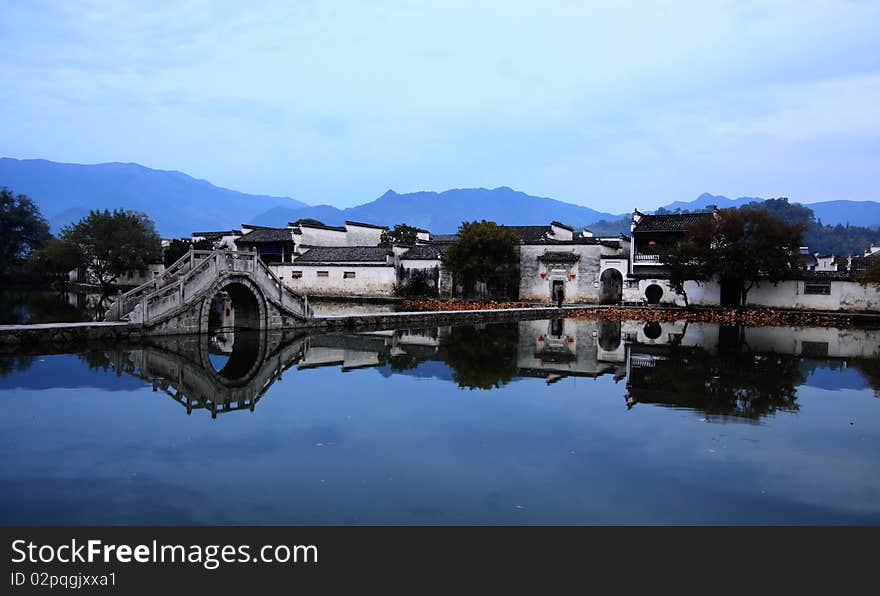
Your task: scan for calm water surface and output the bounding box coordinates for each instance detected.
[1,318,879,525]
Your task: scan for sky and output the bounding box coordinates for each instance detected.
[1,0,878,211]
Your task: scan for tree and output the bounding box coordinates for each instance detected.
[291,218,325,227]
[163,237,212,267]
[442,220,520,299]
[654,234,711,307]
[60,209,162,296]
[0,187,51,277]
[393,270,437,297]
[25,237,83,281]
[667,208,804,306]
[379,223,420,247]
[858,255,880,287]
[710,208,805,305]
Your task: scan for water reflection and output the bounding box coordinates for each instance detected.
[5,318,872,421]
[0,288,105,324]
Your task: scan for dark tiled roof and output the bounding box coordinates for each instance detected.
[502,225,553,243]
[235,227,293,243]
[401,244,447,260]
[528,237,604,246]
[429,234,459,243]
[345,220,388,230]
[294,246,391,263]
[632,212,714,233]
[192,230,240,240]
[294,222,346,232]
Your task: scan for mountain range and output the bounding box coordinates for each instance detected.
[1,158,877,237]
[249,187,619,232]
[0,158,307,237]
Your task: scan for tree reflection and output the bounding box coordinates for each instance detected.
[439,323,519,390]
[850,359,880,397]
[627,331,804,419]
[0,355,35,377]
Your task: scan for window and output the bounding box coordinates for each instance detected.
[804,281,831,295]
[317,271,329,278]
[343,271,356,279]
[290,271,302,279]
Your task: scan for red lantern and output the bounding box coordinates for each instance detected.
[569,272,576,279]
[538,336,544,342]
[567,337,574,344]
[648,240,656,246]
[539,271,546,278]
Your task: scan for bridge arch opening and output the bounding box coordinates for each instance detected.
[204,280,267,379]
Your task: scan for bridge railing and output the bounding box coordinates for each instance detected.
[116,250,311,326]
[106,250,215,320]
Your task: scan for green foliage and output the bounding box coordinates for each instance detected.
[26,237,83,279]
[393,271,437,297]
[0,187,51,277]
[583,217,630,237]
[442,220,519,299]
[163,237,212,266]
[60,209,162,294]
[379,223,420,247]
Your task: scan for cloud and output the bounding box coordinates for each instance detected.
[1,0,878,209]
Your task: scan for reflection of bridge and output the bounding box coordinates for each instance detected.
[102,318,880,419]
[105,250,311,335]
[111,330,309,418]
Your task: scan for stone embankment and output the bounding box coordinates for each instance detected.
[2,302,878,353]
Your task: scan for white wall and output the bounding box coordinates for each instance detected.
[271,264,397,296]
[344,224,384,246]
[623,277,880,311]
[745,280,880,311]
[623,278,721,306]
[297,227,348,247]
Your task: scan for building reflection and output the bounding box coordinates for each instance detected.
[91,318,880,420]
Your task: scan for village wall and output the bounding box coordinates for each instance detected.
[744,280,880,311]
[271,263,397,297]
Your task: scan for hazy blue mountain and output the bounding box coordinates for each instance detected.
[252,187,619,233]
[808,201,880,227]
[657,192,880,227]
[658,192,763,212]
[0,158,307,236]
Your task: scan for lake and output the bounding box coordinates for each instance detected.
[1,317,879,525]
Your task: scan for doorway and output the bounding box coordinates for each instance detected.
[599,269,623,304]
[551,280,565,305]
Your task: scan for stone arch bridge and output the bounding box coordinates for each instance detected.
[105,250,312,335]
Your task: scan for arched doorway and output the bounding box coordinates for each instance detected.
[644,283,663,305]
[599,269,623,304]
